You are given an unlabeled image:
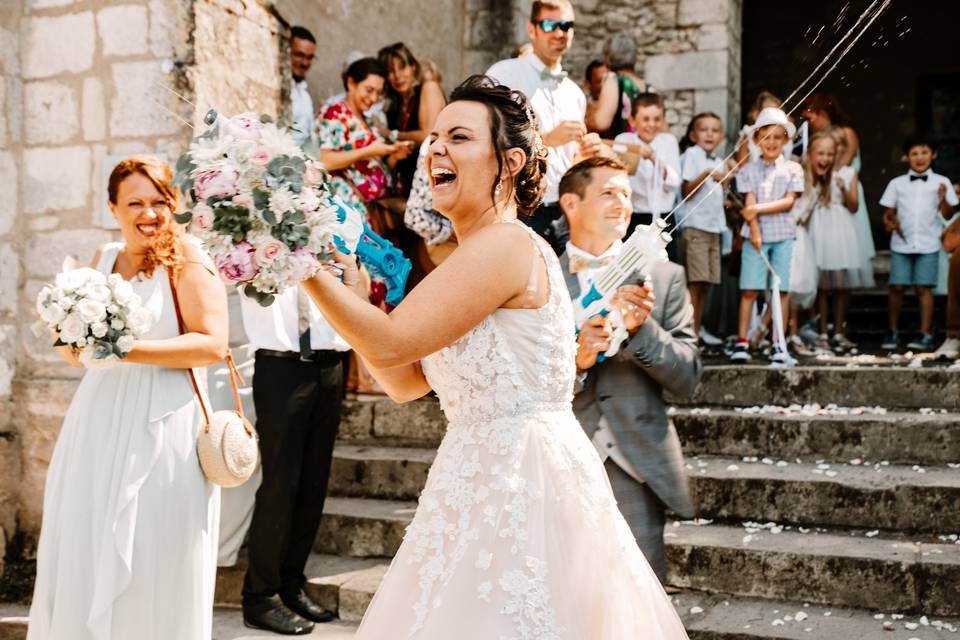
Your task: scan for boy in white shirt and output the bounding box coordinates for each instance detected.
[880,136,959,351]
[676,112,737,342]
[613,93,681,240]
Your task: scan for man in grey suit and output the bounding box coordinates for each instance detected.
[558,156,702,582]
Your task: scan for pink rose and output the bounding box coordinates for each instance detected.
[304,164,326,186]
[252,150,271,165]
[215,241,257,283]
[298,186,321,212]
[232,193,253,209]
[194,164,239,200]
[222,113,263,141]
[192,209,213,232]
[255,239,288,265]
[291,247,319,281]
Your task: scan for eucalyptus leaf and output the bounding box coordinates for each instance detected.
[173,210,193,225]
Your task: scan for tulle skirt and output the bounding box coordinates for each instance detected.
[790,225,819,308]
[809,203,874,290]
[354,407,688,639]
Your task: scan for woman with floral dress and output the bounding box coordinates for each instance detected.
[318,57,414,220]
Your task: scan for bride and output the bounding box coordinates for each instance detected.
[303,75,687,638]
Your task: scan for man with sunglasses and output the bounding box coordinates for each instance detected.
[488,0,607,255]
[289,25,317,146]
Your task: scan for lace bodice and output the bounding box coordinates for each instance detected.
[420,224,577,425]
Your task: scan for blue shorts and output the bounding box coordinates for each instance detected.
[740,239,794,291]
[889,251,938,287]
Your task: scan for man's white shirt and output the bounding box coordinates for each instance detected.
[879,169,958,254]
[239,286,350,353]
[487,55,586,204]
[677,144,726,233]
[613,131,681,215]
[291,79,314,146]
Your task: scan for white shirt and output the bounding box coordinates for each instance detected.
[291,79,314,146]
[487,54,586,204]
[677,144,726,233]
[239,286,350,353]
[566,239,644,483]
[879,169,958,254]
[613,131,681,215]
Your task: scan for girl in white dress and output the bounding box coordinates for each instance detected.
[302,76,688,639]
[28,156,228,640]
[805,131,871,352]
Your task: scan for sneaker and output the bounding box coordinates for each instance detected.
[730,341,752,362]
[769,346,796,366]
[814,333,831,351]
[881,330,899,350]
[831,333,857,353]
[934,337,960,359]
[788,335,815,357]
[699,326,723,347]
[907,334,935,352]
[798,319,820,344]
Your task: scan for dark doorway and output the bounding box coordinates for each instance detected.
[741,0,960,251]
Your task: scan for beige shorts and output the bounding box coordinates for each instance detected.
[681,227,721,284]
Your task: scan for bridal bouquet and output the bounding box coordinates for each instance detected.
[173,111,363,306]
[35,265,154,368]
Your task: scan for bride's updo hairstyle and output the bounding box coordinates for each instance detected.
[448,75,547,215]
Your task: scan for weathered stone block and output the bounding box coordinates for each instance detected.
[0,244,18,316]
[24,229,110,278]
[21,13,95,79]
[678,0,729,27]
[22,145,91,213]
[0,151,17,235]
[97,5,149,57]
[26,0,78,8]
[694,88,728,120]
[0,427,20,544]
[697,23,730,50]
[24,80,78,144]
[110,61,181,138]
[645,50,728,91]
[81,77,105,141]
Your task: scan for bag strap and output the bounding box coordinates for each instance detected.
[167,268,251,434]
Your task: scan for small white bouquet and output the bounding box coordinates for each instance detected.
[34,263,154,369]
[173,111,364,306]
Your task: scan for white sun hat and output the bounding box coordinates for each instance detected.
[751,107,796,140]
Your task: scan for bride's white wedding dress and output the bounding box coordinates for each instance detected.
[355,223,688,639]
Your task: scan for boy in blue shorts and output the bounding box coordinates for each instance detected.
[880,136,959,351]
[731,108,804,363]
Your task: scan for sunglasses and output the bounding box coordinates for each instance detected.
[533,19,575,33]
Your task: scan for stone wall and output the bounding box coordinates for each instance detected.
[1,0,285,555]
[564,0,742,143]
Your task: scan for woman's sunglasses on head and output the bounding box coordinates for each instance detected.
[533,19,575,33]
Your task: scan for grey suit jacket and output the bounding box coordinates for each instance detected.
[563,253,701,518]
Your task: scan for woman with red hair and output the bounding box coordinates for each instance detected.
[28,155,229,640]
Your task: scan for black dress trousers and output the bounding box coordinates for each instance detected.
[242,351,343,605]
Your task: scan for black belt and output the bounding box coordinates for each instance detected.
[256,348,343,365]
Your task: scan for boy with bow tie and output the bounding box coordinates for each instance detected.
[880,135,959,351]
[559,156,702,582]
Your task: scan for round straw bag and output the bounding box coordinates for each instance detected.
[169,269,259,487]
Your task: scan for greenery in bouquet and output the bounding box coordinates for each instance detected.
[173,112,362,306]
[35,267,154,368]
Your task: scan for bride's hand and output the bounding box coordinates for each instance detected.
[319,248,368,300]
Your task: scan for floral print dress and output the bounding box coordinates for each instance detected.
[317,100,391,218]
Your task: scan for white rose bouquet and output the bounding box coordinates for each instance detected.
[173,111,364,307]
[34,265,154,369]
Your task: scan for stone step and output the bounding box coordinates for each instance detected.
[315,497,417,558]
[214,552,387,616]
[665,521,960,616]
[673,407,960,466]
[329,446,960,533]
[0,604,27,640]
[668,366,960,410]
[339,397,446,447]
[687,455,960,533]
[673,591,960,639]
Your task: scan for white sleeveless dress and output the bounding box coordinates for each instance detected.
[28,243,220,640]
[354,224,688,639]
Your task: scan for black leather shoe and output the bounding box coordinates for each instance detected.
[243,597,315,635]
[281,589,335,623]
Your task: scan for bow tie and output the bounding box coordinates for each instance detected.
[706,154,717,161]
[910,174,928,182]
[569,254,613,274]
[540,67,568,82]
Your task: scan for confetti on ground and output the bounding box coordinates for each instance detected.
[689,606,703,614]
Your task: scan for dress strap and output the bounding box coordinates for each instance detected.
[94,242,125,275]
[506,219,556,301]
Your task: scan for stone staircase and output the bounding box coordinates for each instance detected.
[3,365,959,639]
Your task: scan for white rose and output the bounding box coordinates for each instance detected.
[127,307,154,335]
[110,318,125,330]
[107,304,120,315]
[59,312,87,344]
[86,284,112,303]
[91,322,108,338]
[116,334,136,353]
[55,267,103,291]
[40,302,67,325]
[76,298,107,324]
[112,280,135,304]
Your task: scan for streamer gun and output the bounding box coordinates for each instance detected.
[573,218,672,361]
[355,225,412,307]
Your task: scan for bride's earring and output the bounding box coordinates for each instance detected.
[495,180,503,197]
